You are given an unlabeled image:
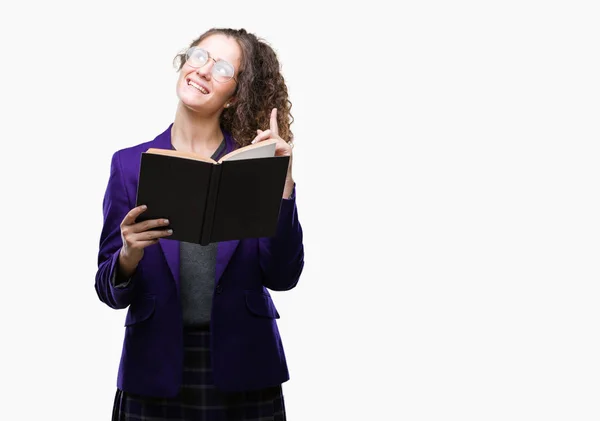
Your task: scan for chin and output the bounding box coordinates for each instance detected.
[179,96,216,116]
[176,88,201,107]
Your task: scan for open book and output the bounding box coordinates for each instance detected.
[135,139,290,245]
[144,138,278,164]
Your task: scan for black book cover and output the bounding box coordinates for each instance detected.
[208,156,290,243]
[135,152,290,245]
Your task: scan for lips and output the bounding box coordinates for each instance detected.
[186,78,210,94]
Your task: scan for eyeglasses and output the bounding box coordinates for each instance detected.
[185,47,237,84]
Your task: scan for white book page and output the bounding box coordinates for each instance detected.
[220,142,276,162]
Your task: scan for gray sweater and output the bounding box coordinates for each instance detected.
[179,241,217,325]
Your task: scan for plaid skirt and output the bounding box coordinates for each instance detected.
[112,325,286,421]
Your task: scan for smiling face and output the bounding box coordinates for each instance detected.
[175,33,241,115]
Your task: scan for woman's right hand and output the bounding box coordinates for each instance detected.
[118,205,172,278]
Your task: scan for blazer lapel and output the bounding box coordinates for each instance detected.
[216,240,240,283]
[159,238,180,288]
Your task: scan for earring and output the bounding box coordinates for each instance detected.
[225,103,231,108]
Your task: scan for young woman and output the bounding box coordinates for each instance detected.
[95,27,304,421]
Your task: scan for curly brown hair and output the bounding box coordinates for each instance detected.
[173,28,294,148]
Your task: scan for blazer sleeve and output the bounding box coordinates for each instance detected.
[258,184,305,291]
[94,151,140,309]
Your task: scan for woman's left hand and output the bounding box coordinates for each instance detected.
[252,108,295,198]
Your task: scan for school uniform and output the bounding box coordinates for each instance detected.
[95,123,304,420]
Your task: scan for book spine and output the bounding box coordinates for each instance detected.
[199,164,223,245]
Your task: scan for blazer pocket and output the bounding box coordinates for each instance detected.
[245,291,281,319]
[125,294,156,326]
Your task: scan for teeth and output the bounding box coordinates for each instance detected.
[188,80,208,94]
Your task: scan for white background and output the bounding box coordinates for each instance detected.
[1,1,599,420]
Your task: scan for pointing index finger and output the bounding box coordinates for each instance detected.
[270,108,279,137]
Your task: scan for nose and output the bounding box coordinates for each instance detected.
[196,60,215,80]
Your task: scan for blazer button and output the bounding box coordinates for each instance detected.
[216,284,223,294]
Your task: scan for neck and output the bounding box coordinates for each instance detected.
[171,102,224,154]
